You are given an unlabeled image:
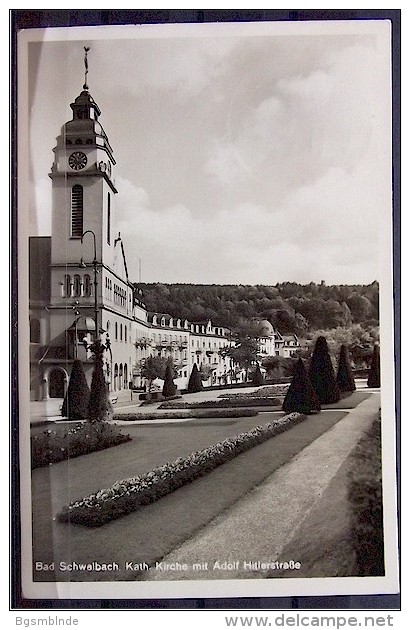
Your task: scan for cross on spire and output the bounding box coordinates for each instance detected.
[83,46,90,90]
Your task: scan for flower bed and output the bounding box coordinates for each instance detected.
[218,385,290,399]
[57,412,304,527]
[158,396,281,410]
[31,422,132,469]
[114,408,259,422]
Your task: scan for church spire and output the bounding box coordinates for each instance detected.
[68,46,101,122]
[83,46,90,90]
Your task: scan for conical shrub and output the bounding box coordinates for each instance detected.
[367,344,381,388]
[162,364,177,398]
[87,340,109,422]
[283,358,321,414]
[252,364,264,386]
[187,363,203,393]
[336,345,356,392]
[309,336,341,404]
[61,359,90,419]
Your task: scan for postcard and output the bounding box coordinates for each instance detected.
[16,18,399,602]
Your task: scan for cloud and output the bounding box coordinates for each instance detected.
[115,172,381,285]
[98,36,238,102]
[205,41,381,198]
[29,34,389,285]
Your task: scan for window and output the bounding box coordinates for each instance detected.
[64,274,71,297]
[84,274,91,297]
[120,324,123,341]
[107,193,111,245]
[73,275,81,297]
[125,326,127,343]
[30,318,41,343]
[115,322,118,340]
[71,185,83,238]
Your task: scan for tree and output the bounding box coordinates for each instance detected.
[367,344,381,388]
[187,363,203,393]
[162,363,177,398]
[262,356,297,380]
[336,345,356,392]
[200,364,214,382]
[346,293,373,322]
[309,336,341,404]
[251,363,264,386]
[61,359,90,419]
[220,319,265,381]
[283,358,321,414]
[87,340,111,422]
[141,355,167,394]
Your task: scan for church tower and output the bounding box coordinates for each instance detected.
[43,48,135,397]
[49,48,117,328]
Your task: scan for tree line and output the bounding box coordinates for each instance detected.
[135,281,379,333]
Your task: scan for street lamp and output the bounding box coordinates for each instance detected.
[80,230,99,340]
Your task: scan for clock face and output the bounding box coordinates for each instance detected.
[68,151,87,170]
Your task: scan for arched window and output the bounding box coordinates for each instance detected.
[83,274,91,297]
[30,318,41,343]
[119,364,123,390]
[124,364,128,389]
[73,274,81,297]
[71,185,83,238]
[114,364,118,391]
[107,193,111,245]
[64,274,71,297]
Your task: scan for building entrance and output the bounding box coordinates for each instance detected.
[49,368,65,398]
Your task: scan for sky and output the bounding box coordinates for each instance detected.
[24,20,393,286]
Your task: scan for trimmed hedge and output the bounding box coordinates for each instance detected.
[57,412,305,527]
[31,422,132,469]
[113,409,259,421]
[139,394,182,406]
[159,397,281,410]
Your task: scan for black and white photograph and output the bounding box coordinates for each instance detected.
[16,17,399,602]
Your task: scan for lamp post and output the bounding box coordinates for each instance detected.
[80,230,99,340]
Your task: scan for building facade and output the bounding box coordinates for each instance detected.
[29,78,300,402]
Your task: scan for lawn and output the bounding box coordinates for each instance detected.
[348,412,384,576]
[31,408,347,582]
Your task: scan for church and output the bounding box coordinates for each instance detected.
[28,55,299,402]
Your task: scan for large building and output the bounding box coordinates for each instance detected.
[29,68,300,402]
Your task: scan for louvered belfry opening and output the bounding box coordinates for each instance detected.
[71,184,83,237]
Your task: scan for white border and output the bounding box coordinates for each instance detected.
[16,19,399,602]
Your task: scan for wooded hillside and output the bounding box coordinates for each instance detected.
[135,282,379,334]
